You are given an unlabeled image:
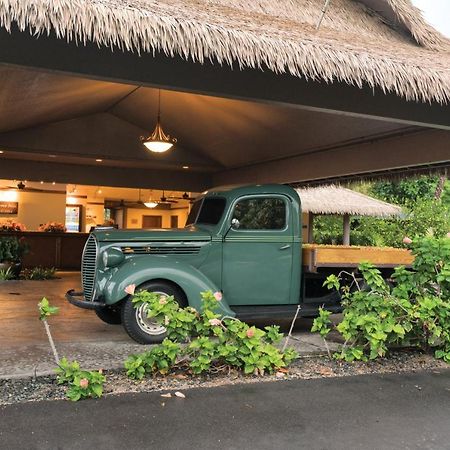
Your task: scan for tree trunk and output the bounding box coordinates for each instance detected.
[43,320,60,365]
[434,172,447,200]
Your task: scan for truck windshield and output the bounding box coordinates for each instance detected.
[186,198,226,226]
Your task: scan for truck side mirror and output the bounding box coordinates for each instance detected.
[231,218,240,229]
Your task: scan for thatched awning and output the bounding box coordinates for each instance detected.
[296,185,402,217]
[0,0,449,104]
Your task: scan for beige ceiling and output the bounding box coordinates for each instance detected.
[0,66,413,179]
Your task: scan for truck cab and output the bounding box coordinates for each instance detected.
[67,185,344,343]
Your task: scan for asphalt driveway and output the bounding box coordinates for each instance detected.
[1,370,450,449]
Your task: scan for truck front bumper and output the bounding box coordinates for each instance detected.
[66,289,105,310]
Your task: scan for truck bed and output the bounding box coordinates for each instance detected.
[302,244,413,272]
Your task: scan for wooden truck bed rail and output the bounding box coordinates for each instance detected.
[302,244,413,272]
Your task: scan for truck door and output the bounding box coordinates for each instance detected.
[222,195,293,305]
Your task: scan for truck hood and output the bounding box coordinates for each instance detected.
[92,226,211,243]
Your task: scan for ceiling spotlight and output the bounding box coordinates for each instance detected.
[182,166,189,169]
[0,150,4,154]
[95,159,103,162]
[40,181,44,184]
[52,181,56,185]
[141,90,177,153]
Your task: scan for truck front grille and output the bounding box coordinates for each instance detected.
[82,234,98,301]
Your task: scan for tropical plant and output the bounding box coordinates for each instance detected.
[38,222,66,232]
[0,220,26,231]
[55,358,105,401]
[22,266,56,280]
[0,266,14,280]
[124,290,298,379]
[0,236,29,263]
[312,235,450,362]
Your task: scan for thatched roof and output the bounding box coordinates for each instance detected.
[296,185,402,217]
[0,0,449,104]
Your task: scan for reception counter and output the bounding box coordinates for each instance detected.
[0,231,88,270]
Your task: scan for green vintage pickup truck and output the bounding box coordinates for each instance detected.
[67,184,408,344]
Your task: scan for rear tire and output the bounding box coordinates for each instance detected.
[121,281,186,345]
[95,306,122,325]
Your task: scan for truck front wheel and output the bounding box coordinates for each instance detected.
[95,307,122,325]
[121,281,186,345]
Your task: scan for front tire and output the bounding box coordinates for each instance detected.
[95,306,122,325]
[121,281,186,345]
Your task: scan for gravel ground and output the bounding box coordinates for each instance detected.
[1,349,447,406]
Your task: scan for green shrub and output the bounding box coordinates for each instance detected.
[0,266,14,280]
[55,357,106,401]
[312,235,450,362]
[125,291,298,378]
[22,266,56,280]
[0,236,29,262]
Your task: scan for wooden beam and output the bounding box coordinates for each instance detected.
[0,158,211,192]
[0,27,449,130]
[213,129,450,185]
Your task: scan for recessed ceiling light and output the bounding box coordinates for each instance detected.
[96,159,103,162]
[40,181,44,184]
[182,166,189,169]
[52,181,56,185]
[0,150,4,154]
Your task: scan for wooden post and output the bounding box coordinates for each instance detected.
[308,213,314,244]
[343,214,350,246]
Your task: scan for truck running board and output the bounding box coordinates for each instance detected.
[232,303,342,321]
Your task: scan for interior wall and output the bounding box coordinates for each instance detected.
[125,207,189,229]
[0,191,66,230]
[86,200,105,232]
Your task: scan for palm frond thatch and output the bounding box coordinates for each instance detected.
[0,0,448,104]
[296,185,402,217]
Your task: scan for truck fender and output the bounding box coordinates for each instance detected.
[103,257,235,317]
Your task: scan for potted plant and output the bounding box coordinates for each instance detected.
[0,220,26,232]
[38,222,66,233]
[0,236,29,278]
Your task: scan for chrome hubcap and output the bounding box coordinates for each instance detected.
[135,291,167,336]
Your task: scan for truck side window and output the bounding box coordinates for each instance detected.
[232,197,286,230]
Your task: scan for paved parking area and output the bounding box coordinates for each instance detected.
[0,273,339,378]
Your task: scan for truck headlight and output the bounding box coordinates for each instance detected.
[101,248,125,268]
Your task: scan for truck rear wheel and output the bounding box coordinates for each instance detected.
[95,306,122,325]
[121,281,186,345]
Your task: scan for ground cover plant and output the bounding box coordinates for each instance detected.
[0,266,14,280]
[125,290,298,380]
[22,266,56,280]
[312,235,450,362]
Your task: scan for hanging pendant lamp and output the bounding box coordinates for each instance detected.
[142,90,177,153]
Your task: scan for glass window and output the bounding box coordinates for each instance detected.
[231,197,286,230]
[186,200,201,226]
[186,198,227,226]
[197,198,226,225]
